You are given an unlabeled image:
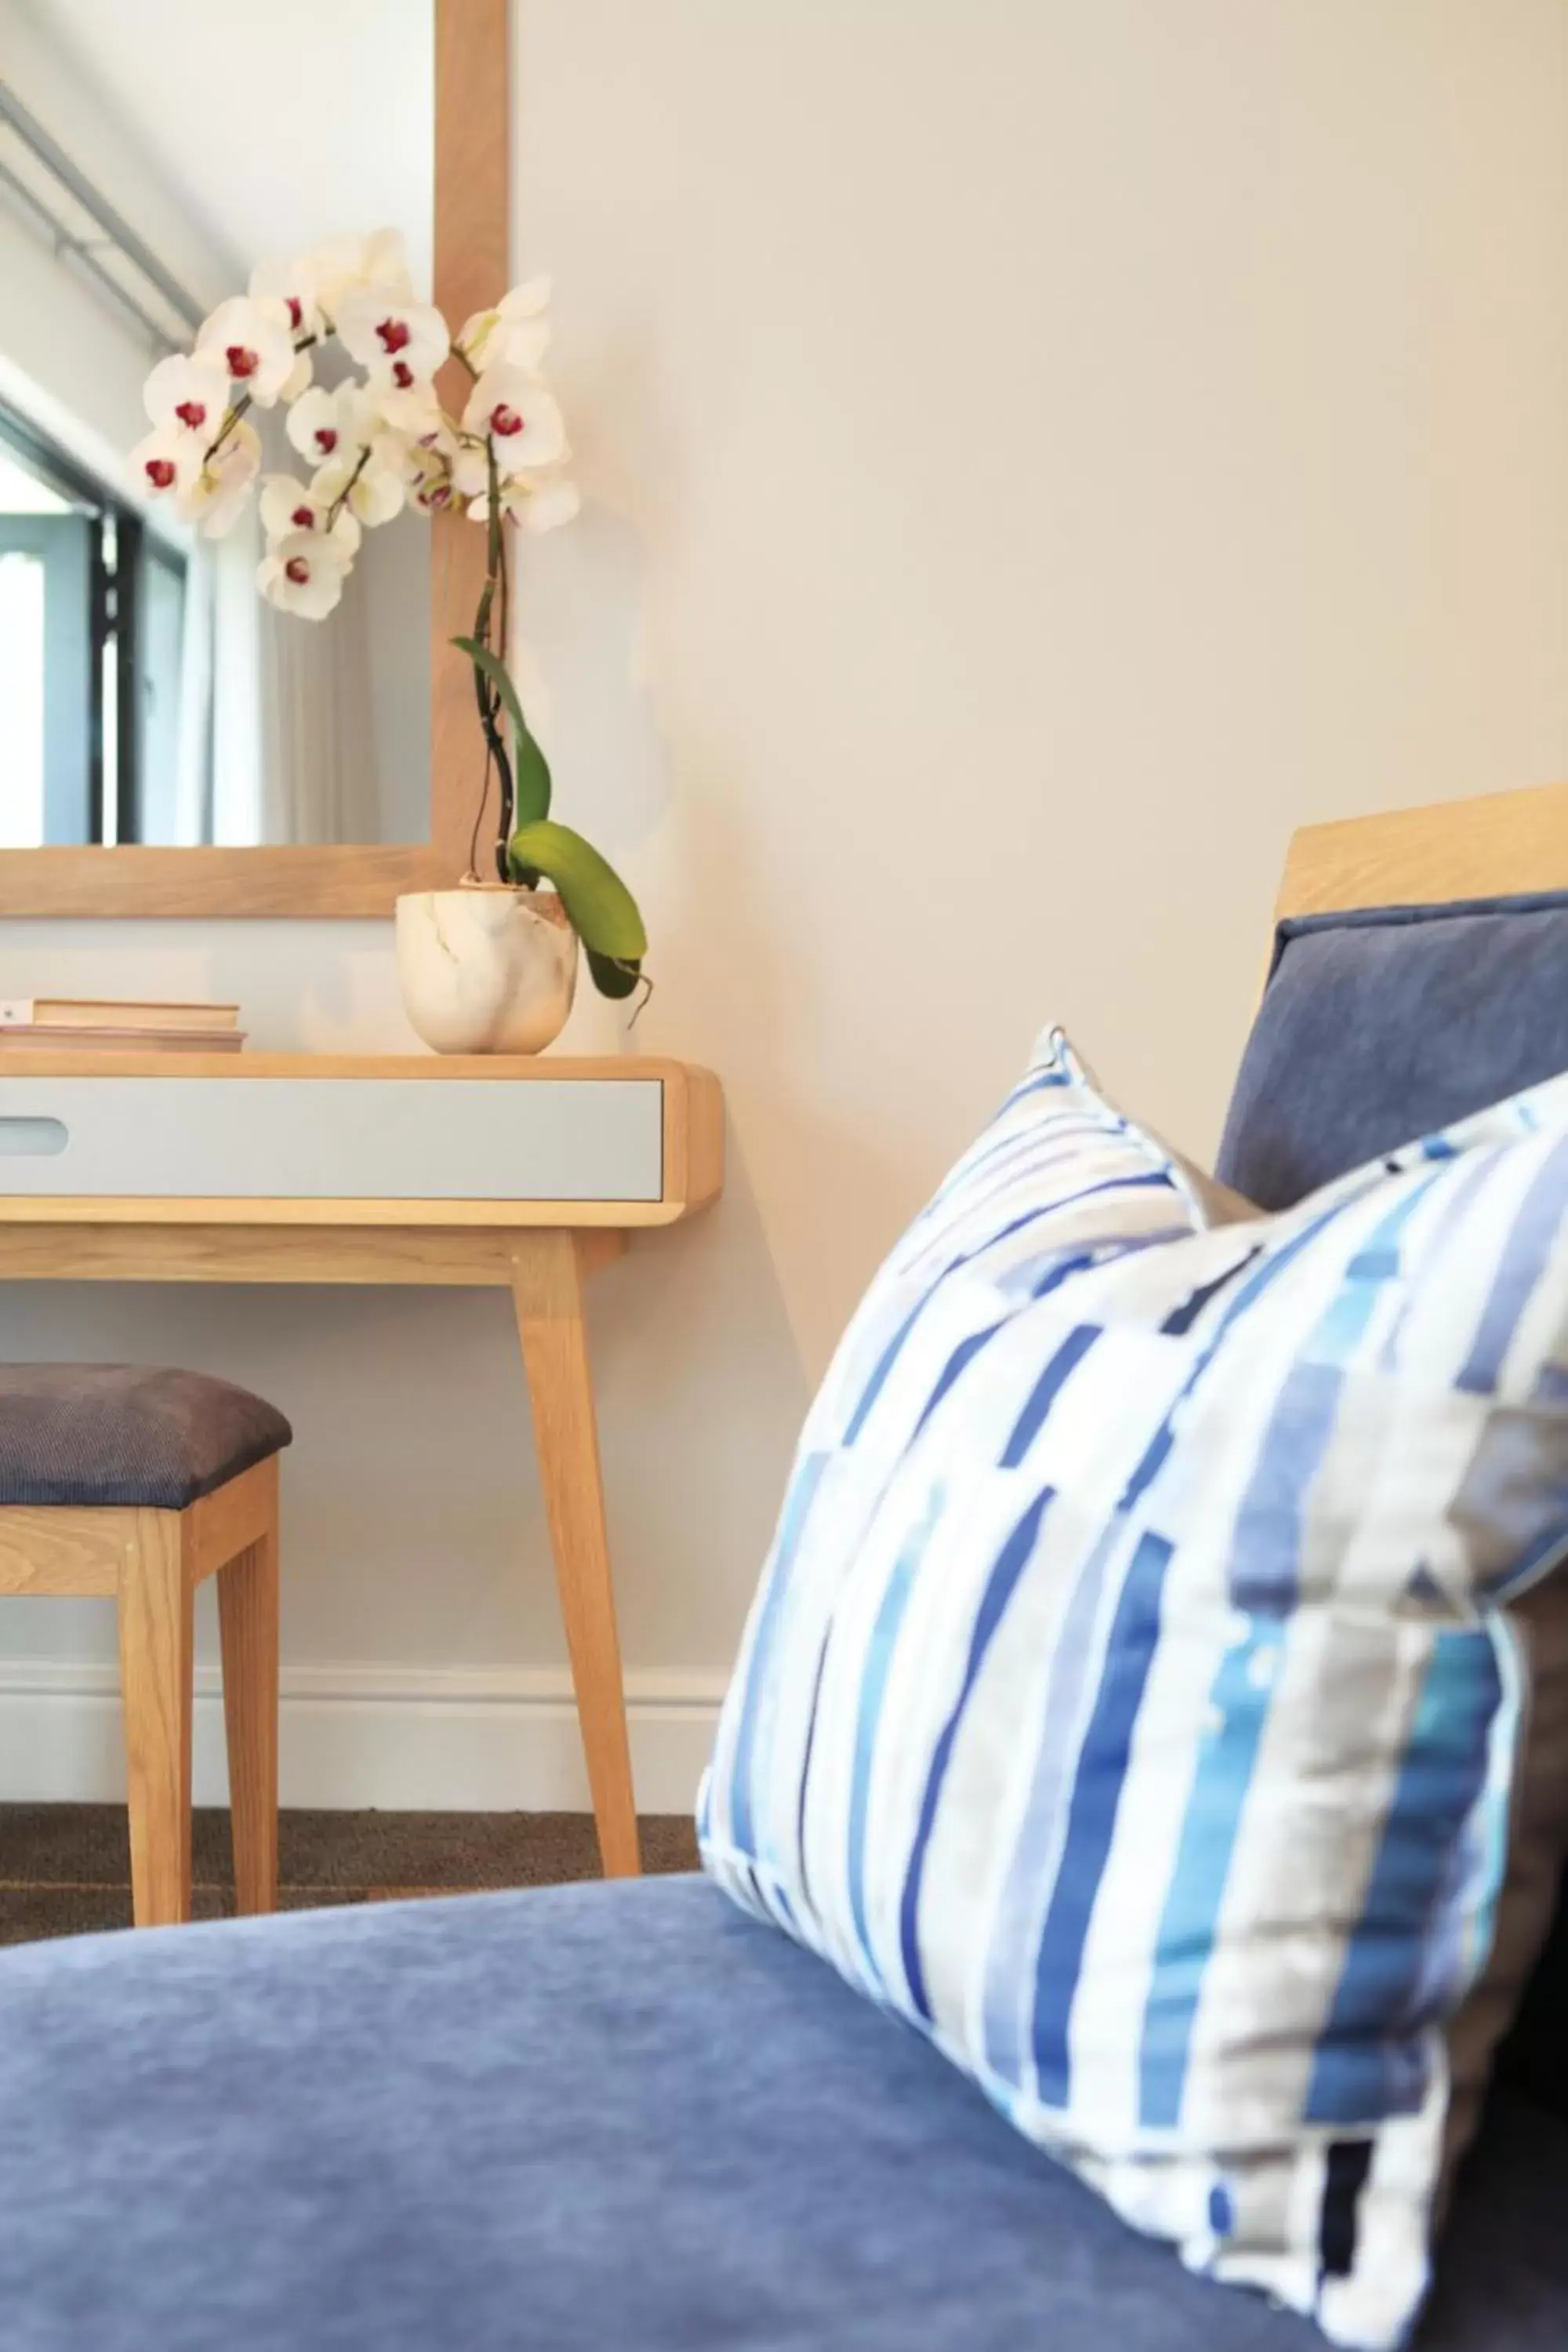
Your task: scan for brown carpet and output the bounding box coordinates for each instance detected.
[0,1805,699,1946]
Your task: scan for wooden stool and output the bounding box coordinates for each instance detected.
[0,1365,289,1927]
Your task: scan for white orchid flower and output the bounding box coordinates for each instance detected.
[336,285,449,392]
[306,229,412,321]
[462,365,567,478]
[379,407,459,510]
[141,352,231,467]
[257,528,351,620]
[405,437,486,514]
[514,474,581,533]
[278,350,314,404]
[249,252,324,340]
[286,381,376,469]
[452,443,490,499]
[456,276,551,374]
[129,426,196,501]
[372,390,483,510]
[194,296,298,407]
[310,454,405,528]
[258,472,362,557]
[132,232,586,666]
[375,383,446,440]
[176,419,263,537]
[409,460,459,514]
[466,468,580,534]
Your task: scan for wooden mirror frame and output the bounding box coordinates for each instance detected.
[0,0,506,919]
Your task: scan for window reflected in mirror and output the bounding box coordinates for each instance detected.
[0,405,186,847]
[0,0,434,848]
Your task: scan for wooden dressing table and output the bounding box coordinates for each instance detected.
[0,1050,724,1878]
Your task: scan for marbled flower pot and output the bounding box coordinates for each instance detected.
[395,883,579,1054]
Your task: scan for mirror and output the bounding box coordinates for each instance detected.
[0,0,434,849]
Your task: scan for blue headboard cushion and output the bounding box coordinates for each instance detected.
[1216,886,1568,2122]
[1215,891,1568,1211]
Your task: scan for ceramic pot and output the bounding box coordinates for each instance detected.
[395,884,579,1054]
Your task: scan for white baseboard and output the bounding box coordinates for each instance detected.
[0,1661,728,1814]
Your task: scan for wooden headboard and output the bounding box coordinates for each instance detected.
[1277,782,1568,922]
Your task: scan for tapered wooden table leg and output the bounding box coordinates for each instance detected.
[512,1231,641,1878]
[117,1510,193,1927]
[217,1482,280,1915]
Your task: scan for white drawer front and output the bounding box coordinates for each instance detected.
[0,1078,664,1202]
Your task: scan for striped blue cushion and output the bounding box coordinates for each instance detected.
[699,1030,1568,2350]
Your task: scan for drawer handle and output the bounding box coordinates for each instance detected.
[0,1116,67,1157]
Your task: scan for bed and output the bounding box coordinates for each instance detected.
[2,781,1566,2351]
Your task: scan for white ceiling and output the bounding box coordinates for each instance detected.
[23,0,434,296]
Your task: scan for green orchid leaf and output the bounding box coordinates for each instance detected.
[585,947,642,1000]
[506,818,648,961]
[507,731,553,833]
[452,636,551,823]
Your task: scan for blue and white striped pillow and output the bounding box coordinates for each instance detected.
[699,1029,1568,2350]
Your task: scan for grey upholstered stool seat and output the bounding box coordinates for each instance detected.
[0,1365,292,1509]
[0,1363,289,1927]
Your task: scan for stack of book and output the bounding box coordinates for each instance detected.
[0,999,245,1054]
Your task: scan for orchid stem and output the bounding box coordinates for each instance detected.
[325,445,373,528]
[205,392,252,463]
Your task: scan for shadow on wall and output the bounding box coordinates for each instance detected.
[645,726,930,1377]
[515,495,676,864]
[0,485,923,1744]
[519,477,925,1378]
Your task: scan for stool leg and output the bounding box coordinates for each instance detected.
[217,1513,279,1915]
[117,1510,193,1928]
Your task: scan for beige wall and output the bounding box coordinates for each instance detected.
[3,0,1567,1805]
